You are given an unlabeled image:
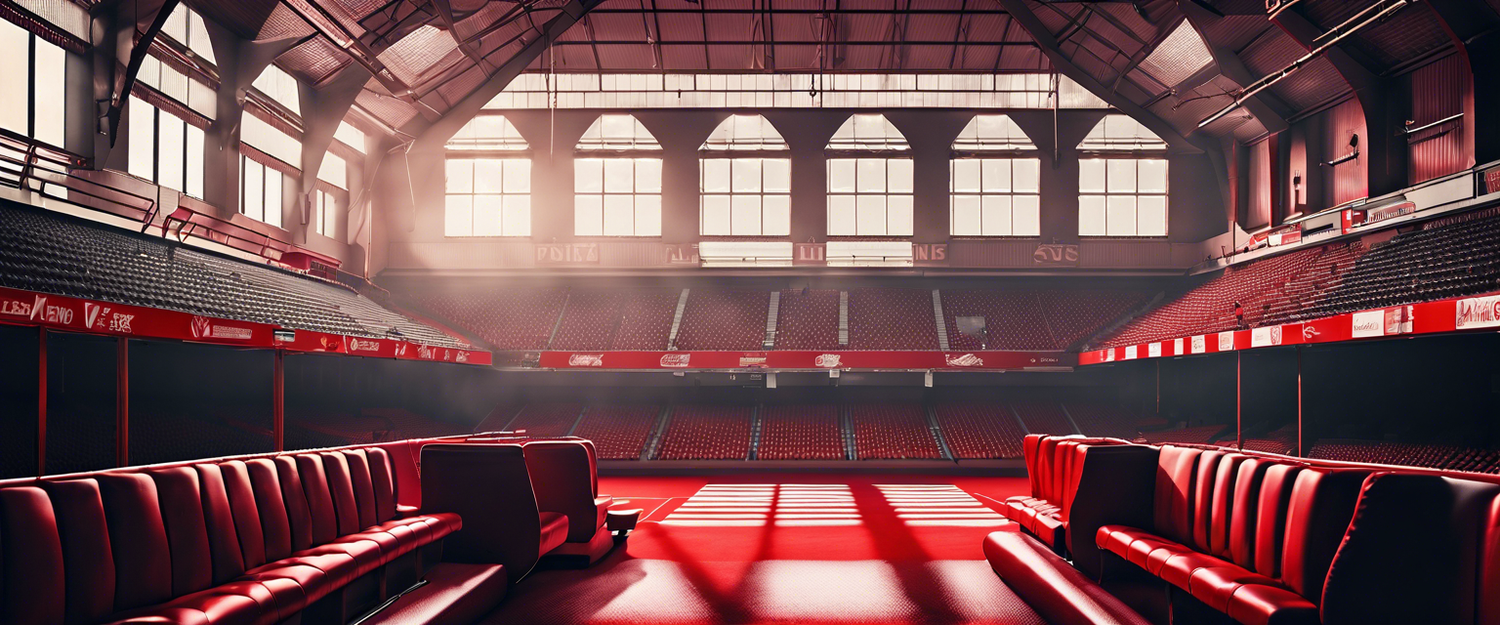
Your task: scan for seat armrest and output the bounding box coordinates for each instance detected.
[983,531,1150,625]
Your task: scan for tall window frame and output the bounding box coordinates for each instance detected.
[127,95,206,198]
[700,114,791,237]
[1078,114,1169,237]
[950,115,1041,237]
[0,18,67,148]
[574,114,662,237]
[239,153,284,228]
[444,114,531,237]
[826,114,914,237]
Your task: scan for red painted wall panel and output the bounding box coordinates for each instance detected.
[1408,53,1474,184]
[1325,99,1368,206]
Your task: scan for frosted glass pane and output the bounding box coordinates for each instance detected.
[887,195,914,236]
[33,40,66,147]
[474,159,504,194]
[732,158,761,193]
[1107,159,1137,193]
[635,195,661,236]
[446,160,473,193]
[473,195,503,236]
[1138,195,1167,236]
[503,159,530,193]
[1079,159,1106,193]
[856,195,886,235]
[1079,195,1106,236]
[1013,195,1040,236]
[731,195,761,234]
[1107,195,1137,236]
[188,77,216,119]
[242,161,263,221]
[0,22,27,136]
[981,159,1010,193]
[185,125,204,198]
[602,194,634,234]
[603,159,633,192]
[952,195,981,235]
[160,64,189,103]
[1139,159,1168,193]
[952,160,980,193]
[158,116,185,192]
[503,195,530,236]
[828,159,856,193]
[763,195,790,236]
[575,159,603,193]
[890,159,914,193]
[828,195,856,236]
[575,195,603,235]
[702,159,730,193]
[128,101,155,181]
[764,158,790,193]
[636,158,662,193]
[1014,158,1040,193]
[981,195,1011,236]
[702,195,731,235]
[264,170,282,228]
[445,195,473,236]
[856,158,885,193]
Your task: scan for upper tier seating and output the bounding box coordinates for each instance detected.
[655,405,753,460]
[773,289,841,350]
[413,288,566,350]
[0,203,462,348]
[673,290,769,350]
[847,289,938,350]
[571,405,660,460]
[850,404,942,459]
[1299,209,1500,319]
[1037,290,1153,348]
[0,442,463,625]
[548,289,679,350]
[756,405,845,460]
[933,403,1027,459]
[503,403,584,437]
[1101,244,1350,347]
[1013,402,1076,436]
[941,290,1053,350]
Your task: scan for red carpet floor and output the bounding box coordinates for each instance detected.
[480,474,1048,624]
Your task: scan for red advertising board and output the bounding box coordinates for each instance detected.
[535,350,1073,371]
[0,286,492,366]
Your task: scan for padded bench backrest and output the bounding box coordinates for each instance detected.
[1278,468,1370,605]
[1321,473,1500,625]
[524,440,600,542]
[0,444,404,625]
[1152,446,1202,545]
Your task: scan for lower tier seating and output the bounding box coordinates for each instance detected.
[655,405,753,460]
[933,403,1027,459]
[570,405,660,460]
[756,404,845,460]
[850,404,942,459]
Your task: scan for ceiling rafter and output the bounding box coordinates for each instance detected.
[949,0,970,71]
[1176,0,1289,136]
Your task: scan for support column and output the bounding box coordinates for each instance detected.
[117,337,129,467]
[1155,360,1161,417]
[1236,350,1243,450]
[37,328,46,476]
[274,349,285,452]
[1296,346,1304,457]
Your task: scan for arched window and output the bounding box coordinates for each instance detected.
[826,114,913,236]
[700,115,790,236]
[1078,114,1168,237]
[575,114,661,237]
[0,18,66,146]
[252,65,301,116]
[444,115,530,237]
[159,5,216,66]
[951,115,1040,237]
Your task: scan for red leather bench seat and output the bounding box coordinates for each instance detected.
[0,446,461,625]
[1095,446,1369,625]
[983,531,1150,625]
[1004,435,1125,555]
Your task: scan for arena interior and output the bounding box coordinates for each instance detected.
[2,0,1499,622]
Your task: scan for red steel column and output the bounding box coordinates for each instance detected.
[37,328,46,476]
[1155,360,1161,416]
[117,337,129,467]
[1296,347,1304,457]
[273,350,285,452]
